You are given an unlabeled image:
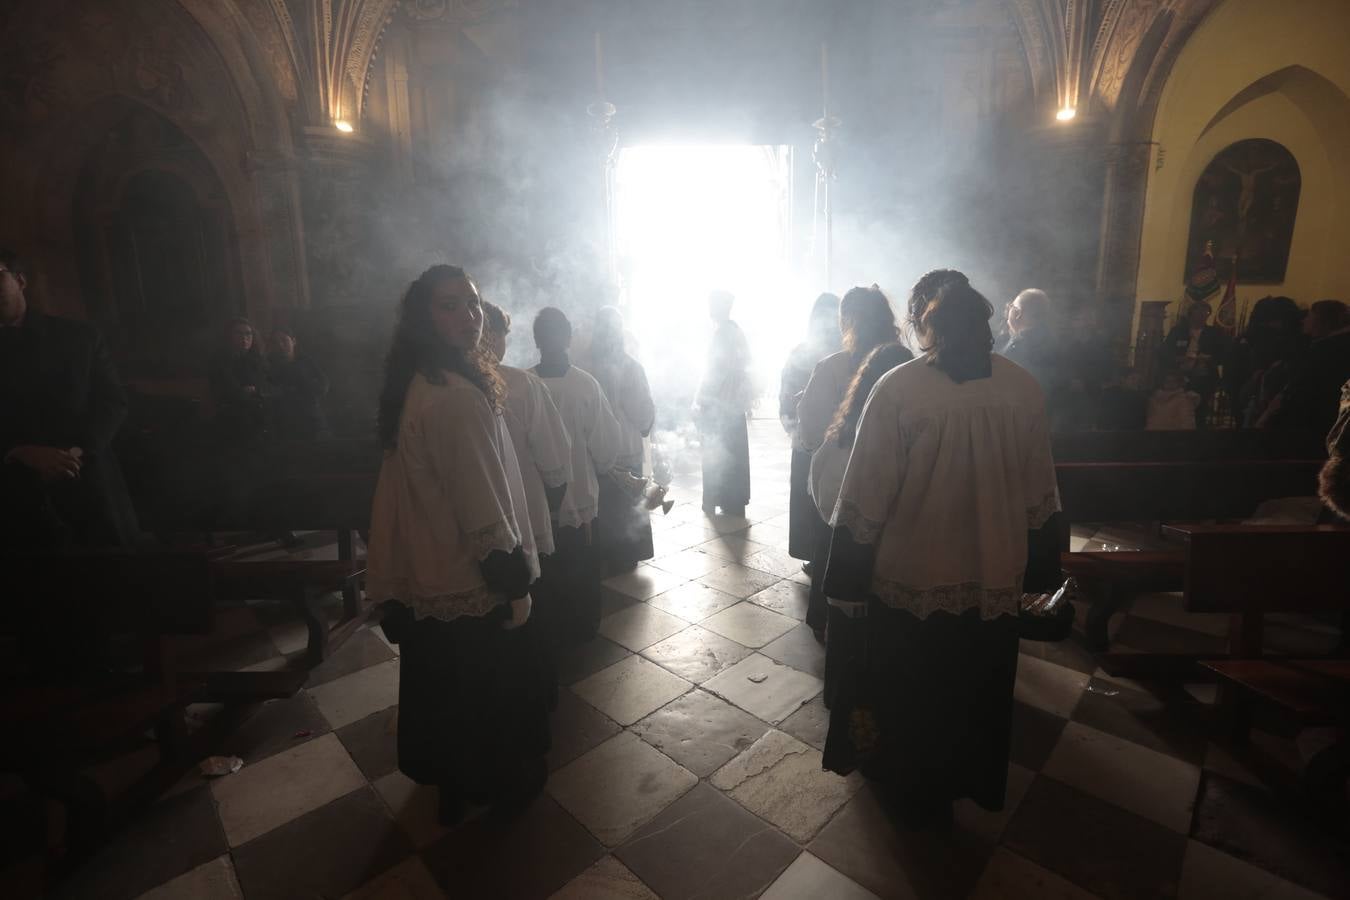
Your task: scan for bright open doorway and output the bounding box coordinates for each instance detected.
[614,144,796,418]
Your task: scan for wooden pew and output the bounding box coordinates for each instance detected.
[1053,456,1327,648]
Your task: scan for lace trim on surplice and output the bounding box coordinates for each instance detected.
[872,575,1023,621]
[465,520,521,561]
[538,463,570,489]
[832,498,886,545]
[1026,489,1061,529]
[365,577,504,624]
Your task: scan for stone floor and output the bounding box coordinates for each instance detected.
[6,419,1348,899]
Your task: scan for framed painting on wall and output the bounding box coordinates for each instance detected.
[1183,138,1301,284]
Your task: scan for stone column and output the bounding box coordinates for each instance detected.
[1094,140,1155,357]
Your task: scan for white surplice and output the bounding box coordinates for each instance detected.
[366,372,539,622]
[830,355,1060,620]
[500,365,573,555]
[534,365,621,528]
[795,350,856,452]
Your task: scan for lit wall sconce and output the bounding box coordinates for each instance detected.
[334,120,354,133]
[1056,107,1077,122]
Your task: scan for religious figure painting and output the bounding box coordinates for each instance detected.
[1184,138,1301,284]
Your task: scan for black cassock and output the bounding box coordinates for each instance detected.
[698,320,752,512]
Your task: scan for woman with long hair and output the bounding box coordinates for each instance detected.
[820,270,1060,828]
[367,265,548,823]
[794,285,901,636]
[781,293,841,565]
[808,341,913,684]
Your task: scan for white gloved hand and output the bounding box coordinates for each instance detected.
[503,593,532,629]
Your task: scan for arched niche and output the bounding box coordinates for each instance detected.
[1183,138,1301,285]
[71,103,242,377]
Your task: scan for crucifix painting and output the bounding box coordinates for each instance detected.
[1184,138,1301,284]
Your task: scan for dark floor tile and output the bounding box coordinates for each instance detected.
[779,694,830,751]
[336,706,400,781]
[1113,616,1229,656]
[1191,772,1350,898]
[305,628,397,688]
[421,794,604,899]
[1070,679,1209,765]
[616,783,799,900]
[1009,701,1068,772]
[556,637,632,685]
[761,624,826,679]
[631,689,767,776]
[232,786,411,900]
[808,785,991,900]
[54,786,226,900]
[1002,776,1187,900]
[549,689,622,771]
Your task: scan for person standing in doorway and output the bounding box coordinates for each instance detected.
[696,290,753,517]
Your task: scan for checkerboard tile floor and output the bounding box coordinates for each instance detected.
[9,420,1346,899]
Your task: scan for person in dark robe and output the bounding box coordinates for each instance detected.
[366,265,548,823]
[267,328,330,439]
[585,306,656,573]
[696,291,753,516]
[781,292,841,568]
[1224,295,1302,424]
[999,289,1062,395]
[208,317,269,444]
[821,271,1060,828]
[1264,300,1350,435]
[531,307,621,643]
[796,285,904,638]
[1161,301,1229,418]
[0,247,140,551]
[807,341,912,693]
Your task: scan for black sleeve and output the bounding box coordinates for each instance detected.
[479,546,533,600]
[81,327,128,452]
[821,525,877,605]
[544,482,567,515]
[1023,512,1064,593]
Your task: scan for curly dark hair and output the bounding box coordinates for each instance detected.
[908,272,994,384]
[377,264,505,449]
[824,342,914,449]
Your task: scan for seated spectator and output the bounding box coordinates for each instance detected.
[268,328,330,439]
[1161,301,1228,403]
[1146,371,1200,431]
[1264,300,1350,435]
[1225,295,1302,421]
[209,317,269,444]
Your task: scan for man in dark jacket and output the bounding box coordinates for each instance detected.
[1267,300,1350,436]
[0,247,139,548]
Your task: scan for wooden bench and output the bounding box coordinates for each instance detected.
[1201,658,1350,801]
[1054,457,1327,649]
